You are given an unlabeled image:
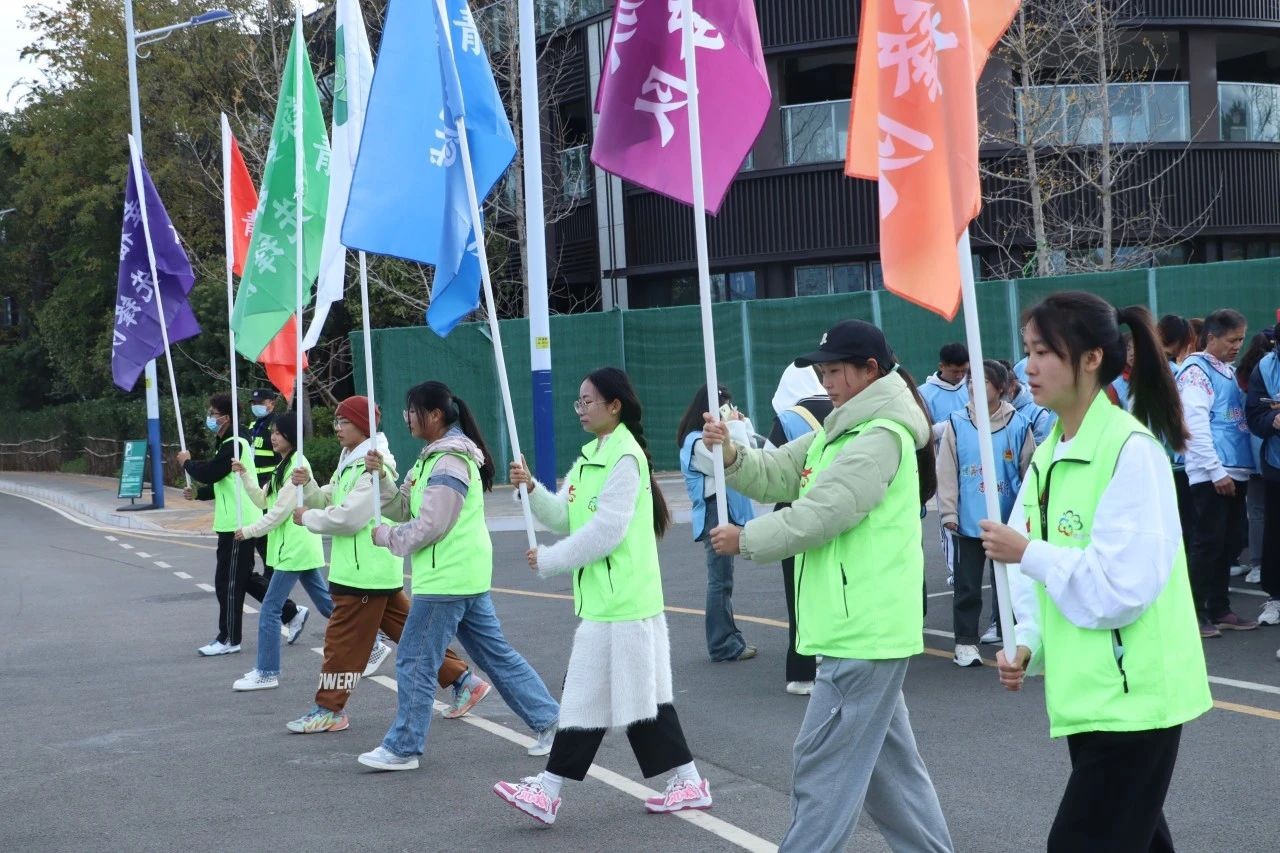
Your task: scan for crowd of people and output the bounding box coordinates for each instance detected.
[169,292,1279,850]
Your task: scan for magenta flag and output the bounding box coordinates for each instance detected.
[591,0,770,214]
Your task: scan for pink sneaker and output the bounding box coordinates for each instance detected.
[494,777,560,825]
[443,677,491,719]
[644,777,712,814]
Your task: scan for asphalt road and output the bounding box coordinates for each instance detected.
[1,492,1275,852]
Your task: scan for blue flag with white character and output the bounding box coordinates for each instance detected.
[342,0,516,336]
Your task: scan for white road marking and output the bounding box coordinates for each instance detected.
[926,584,989,599]
[196,583,215,592]
[1229,586,1267,598]
[118,542,133,550]
[0,490,214,541]
[104,535,118,541]
[135,552,151,558]
[314,650,777,851]
[243,605,258,614]
[173,571,192,580]
[155,561,172,569]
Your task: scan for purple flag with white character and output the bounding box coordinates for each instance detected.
[111,154,200,392]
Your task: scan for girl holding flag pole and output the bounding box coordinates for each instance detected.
[980,293,1212,851]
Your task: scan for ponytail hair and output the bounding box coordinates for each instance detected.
[585,366,672,538]
[1026,292,1188,452]
[404,381,496,491]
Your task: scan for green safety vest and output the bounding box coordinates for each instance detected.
[793,418,924,659]
[262,453,325,572]
[566,423,664,622]
[325,461,404,590]
[1023,393,1212,738]
[212,435,262,533]
[248,417,278,480]
[407,452,492,595]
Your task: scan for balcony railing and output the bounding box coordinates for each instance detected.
[560,144,592,201]
[537,0,610,34]
[1017,82,1190,145]
[1220,82,1280,143]
[782,99,851,166]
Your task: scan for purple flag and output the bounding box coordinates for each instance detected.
[591,0,771,213]
[112,154,200,392]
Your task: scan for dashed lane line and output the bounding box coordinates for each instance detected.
[173,571,192,580]
[118,542,133,549]
[155,561,172,569]
[311,649,778,852]
[196,583,215,593]
[136,552,151,558]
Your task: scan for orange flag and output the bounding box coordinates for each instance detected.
[226,127,307,399]
[847,0,1019,320]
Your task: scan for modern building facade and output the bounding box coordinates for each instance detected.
[533,0,1280,311]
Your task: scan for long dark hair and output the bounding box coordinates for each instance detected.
[585,367,671,538]
[1025,292,1187,452]
[270,410,299,494]
[1157,314,1194,360]
[1238,332,1274,392]
[839,357,937,504]
[675,383,729,447]
[404,381,496,491]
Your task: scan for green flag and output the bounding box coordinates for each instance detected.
[231,20,331,361]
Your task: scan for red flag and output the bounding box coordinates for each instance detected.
[846,0,1019,319]
[224,119,307,398]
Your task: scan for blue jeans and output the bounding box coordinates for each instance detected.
[257,568,334,677]
[382,592,560,758]
[702,503,746,661]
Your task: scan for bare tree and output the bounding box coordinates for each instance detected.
[978,0,1217,278]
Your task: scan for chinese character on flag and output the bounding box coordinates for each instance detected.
[846,0,1019,320]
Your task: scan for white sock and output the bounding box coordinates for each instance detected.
[674,761,701,784]
[537,771,564,800]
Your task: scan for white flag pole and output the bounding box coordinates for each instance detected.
[293,3,306,508]
[680,0,728,527]
[956,229,1018,662]
[434,0,537,549]
[127,133,190,491]
[221,114,244,527]
[358,252,381,525]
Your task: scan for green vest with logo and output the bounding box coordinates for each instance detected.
[794,418,924,659]
[262,453,325,571]
[1023,394,1212,738]
[407,451,493,595]
[212,435,262,533]
[248,417,278,480]
[326,461,404,590]
[566,424,664,622]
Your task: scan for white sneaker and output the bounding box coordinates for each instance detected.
[644,776,712,813]
[980,622,1002,645]
[198,640,241,657]
[233,669,279,691]
[527,723,556,757]
[1259,599,1280,626]
[785,681,814,695]
[363,641,392,678]
[357,746,418,771]
[1246,567,1262,585]
[283,605,309,645]
[953,644,983,667]
[1230,563,1251,577]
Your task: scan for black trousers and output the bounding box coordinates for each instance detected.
[1048,725,1181,853]
[781,556,817,683]
[545,703,693,781]
[1188,480,1249,620]
[1261,478,1280,601]
[951,534,998,644]
[1172,468,1196,554]
[212,533,298,645]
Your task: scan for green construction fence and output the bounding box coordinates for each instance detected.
[354,256,1280,480]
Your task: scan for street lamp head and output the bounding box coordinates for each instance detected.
[190,10,233,26]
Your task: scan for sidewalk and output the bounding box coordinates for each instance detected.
[0,470,698,537]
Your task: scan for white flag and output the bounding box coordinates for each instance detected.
[304,0,375,349]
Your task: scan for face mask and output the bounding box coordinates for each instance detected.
[205,415,221,432]
[251,404,268,419]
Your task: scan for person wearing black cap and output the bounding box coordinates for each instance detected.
[247,389,282,487]
[702,320,953,853]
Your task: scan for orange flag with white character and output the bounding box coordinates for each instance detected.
[846,0,1019,320]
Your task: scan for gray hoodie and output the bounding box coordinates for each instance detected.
[724,370,931,565]
[373,427,487,558]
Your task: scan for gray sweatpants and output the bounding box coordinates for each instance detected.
[778,657,953,853]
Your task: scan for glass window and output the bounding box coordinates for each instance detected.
[560,145,591,201]
[795,266,831,297]
[832,264,866,293]
[870,262,885,291]
[711,271,757,302]
[782,100,852,165]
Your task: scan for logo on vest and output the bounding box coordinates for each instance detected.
[588,496,599,512]
[800,466,813,487]
[1003,448,1015,462]
[567,484,576,503]
[1057,511,1084,539]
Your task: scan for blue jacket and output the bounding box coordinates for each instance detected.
[680,431,756,540]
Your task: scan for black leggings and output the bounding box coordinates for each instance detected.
[546,703,692,781]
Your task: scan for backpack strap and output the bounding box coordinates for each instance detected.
[788,404,822,434]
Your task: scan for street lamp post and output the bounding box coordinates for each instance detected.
[122,1,231,509]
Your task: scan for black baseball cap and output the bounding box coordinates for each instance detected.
[249,388,278,402]
[794,320,896,368]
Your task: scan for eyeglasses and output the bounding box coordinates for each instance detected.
[333,417,351,431]
[573,398,596,415]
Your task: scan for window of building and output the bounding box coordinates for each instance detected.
[560,144,591,200]
[537,0,610,34]
[779,51,854,165]
[796,263,872,296]
[713,271,757,302]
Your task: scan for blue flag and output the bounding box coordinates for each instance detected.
[341,0,516,336]
[112,151,200,392]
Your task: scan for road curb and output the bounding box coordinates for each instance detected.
[0,477,210,535]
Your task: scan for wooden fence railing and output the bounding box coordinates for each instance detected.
[0,434,185,485]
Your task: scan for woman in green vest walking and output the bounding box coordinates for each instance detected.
[981,292,1212,852]
[228,413,333,692]
[495,367,711,826]
[704,320,953,853]
[355,381,560,771]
